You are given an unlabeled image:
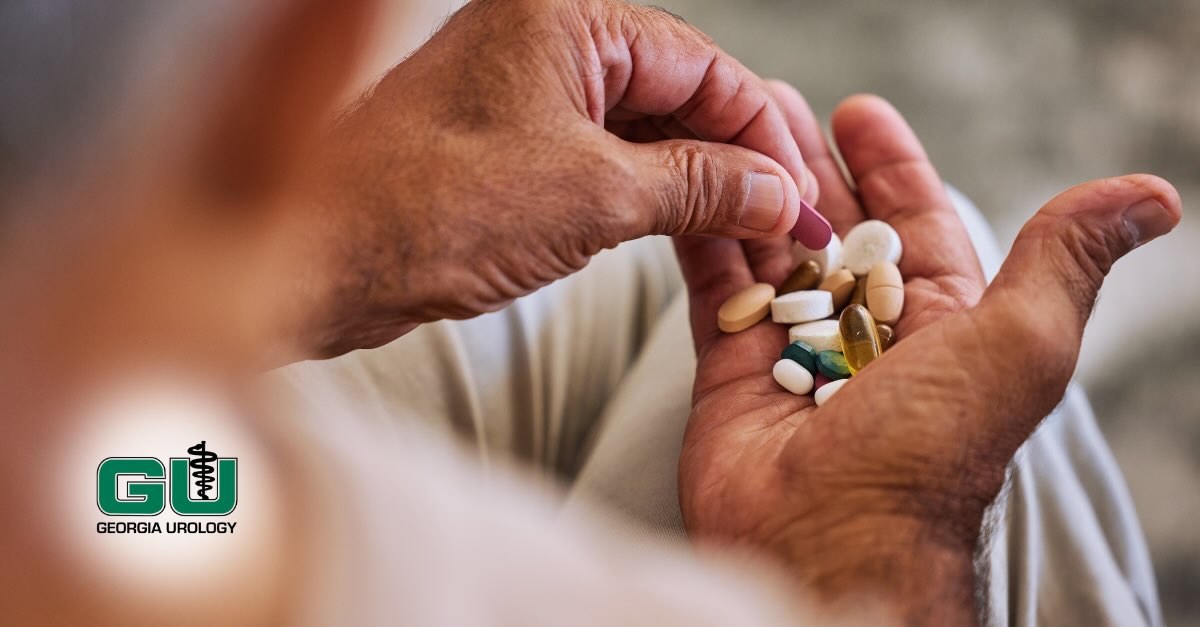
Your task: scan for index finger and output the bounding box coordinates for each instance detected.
[591,4,832,250]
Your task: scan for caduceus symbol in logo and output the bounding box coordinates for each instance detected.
[187,440,218,500]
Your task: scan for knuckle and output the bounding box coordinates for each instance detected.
[569,141,641,244]
[624,3,713,48]
[1048,217,1120,319]
[663,143,724,235]
[642,4,689,24]
[766,77,795,90]
[501,0,553,13]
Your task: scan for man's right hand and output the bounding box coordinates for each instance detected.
[675,89,1181,625]
[294,0,832,360]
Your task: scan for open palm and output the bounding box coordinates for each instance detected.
[677,89,987,536]
[672,87,1180,619]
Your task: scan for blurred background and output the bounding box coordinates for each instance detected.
[369,0,1200,623]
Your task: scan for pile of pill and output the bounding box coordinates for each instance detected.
[716,219,904,406]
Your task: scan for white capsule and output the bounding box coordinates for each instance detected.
[842,220,903,276]
[773,359,815,395]
[788,319,841,353]
[770,290,834,324]
[792,232,843,279]
[814,378,849,406]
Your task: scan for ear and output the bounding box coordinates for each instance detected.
[192,0,379,208]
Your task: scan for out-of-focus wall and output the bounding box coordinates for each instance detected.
[370,1,1200,624]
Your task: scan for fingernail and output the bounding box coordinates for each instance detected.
[1122,198,1174,248]
[790,197,833,250]
[740,173,786,232]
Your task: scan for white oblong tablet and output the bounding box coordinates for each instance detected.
[842,220,902,276]
[814,378,849,406]
[792,232,843,279]
[771,290,834,324]
[772,359,815,395]
[788,319,841,353]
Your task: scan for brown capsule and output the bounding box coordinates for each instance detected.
[779,260,822,294]
[849,275,868,308]
[876,323,895,351]
[818,269,856,311]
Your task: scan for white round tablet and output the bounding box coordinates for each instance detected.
[842,220,902,276]
[814,378,849,406]
[788,319,841,353]
[792,232,843,279]
[771,290,834,324]
[772,359,815,395]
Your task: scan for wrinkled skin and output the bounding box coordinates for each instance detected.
[303,0,828,358]
[674,90,1180,623]
[298,0,1182,623]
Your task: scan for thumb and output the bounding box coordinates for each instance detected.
[884,174,1180,496]
[623,138,831,246]
[973,175,1180,403]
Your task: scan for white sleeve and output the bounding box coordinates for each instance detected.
[286,414,845,627]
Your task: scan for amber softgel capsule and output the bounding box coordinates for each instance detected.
[839,304,882,374]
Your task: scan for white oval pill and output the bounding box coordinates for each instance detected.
[792,232,843,279]
[788,319,841,353]
[771,290,834,324]
[842,220,902,276]
[814,378,849,406]
[772,359,815,395]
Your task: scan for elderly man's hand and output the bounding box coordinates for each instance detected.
[299,0,833,357]
[675,88,1181,624]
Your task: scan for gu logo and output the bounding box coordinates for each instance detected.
[96,441,238,516]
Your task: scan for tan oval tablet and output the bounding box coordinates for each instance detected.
[818,269,856,311]
[718,283,776,333]
[866,262,904,325]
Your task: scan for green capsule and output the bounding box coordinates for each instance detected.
[839,304,881,374]
[816,350,851,380]
[780,340,818,374]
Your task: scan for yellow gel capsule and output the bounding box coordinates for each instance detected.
[838,304,881,374]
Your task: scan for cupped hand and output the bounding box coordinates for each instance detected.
[298,0,834,358]
[675,87,1181,623]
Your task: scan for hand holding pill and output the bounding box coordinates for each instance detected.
[675,91,1181,624]
[299,0,838,358]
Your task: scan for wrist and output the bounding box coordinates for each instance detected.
[287,212,426,360]
[766,512,979,626]
[280,94,443,361]
[266,169,428,363]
